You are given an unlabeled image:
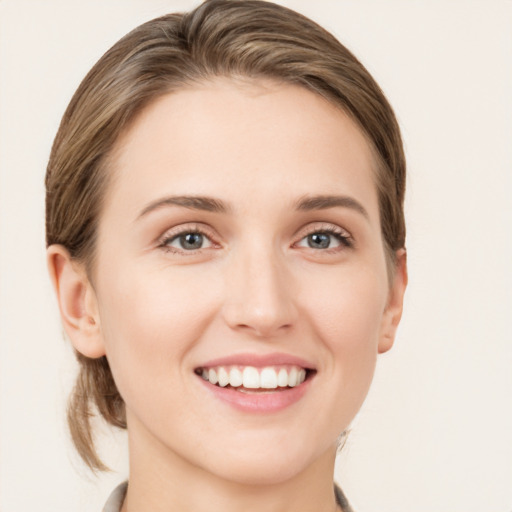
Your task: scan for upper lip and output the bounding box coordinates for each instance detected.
[197,352,316,370]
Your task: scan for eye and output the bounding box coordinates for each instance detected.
[160,229,214,252]
[295,227,353,250]
[306,233,333,249]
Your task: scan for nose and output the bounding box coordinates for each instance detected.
[221,244,298,338]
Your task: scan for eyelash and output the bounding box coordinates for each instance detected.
[157,223,354,255]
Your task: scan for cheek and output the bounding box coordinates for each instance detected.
[305,263,387,343]
[302,265,388,390]
[94,266,221,406]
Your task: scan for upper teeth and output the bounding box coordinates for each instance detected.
[199,365,307,389]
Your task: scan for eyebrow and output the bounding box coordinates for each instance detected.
[295,194,369,219]
[137,193,369,220]
[137,195,229,219]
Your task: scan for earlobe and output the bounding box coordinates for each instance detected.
[47,245,106,358]
[378,248,408,354]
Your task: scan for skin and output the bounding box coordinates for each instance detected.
[48,78,407,512]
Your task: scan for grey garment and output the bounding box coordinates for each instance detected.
[335,484,354,512]
[103,481,353,511]
[102,482,128,512]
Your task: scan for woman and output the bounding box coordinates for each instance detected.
[46,1,407,510]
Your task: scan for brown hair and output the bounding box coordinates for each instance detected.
[46,0,405,473]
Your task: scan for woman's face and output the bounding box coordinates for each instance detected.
[87,78,405,484]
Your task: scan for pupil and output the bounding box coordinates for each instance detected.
[308,233,330,249]
[181,233,203,249]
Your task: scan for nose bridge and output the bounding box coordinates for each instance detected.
[222,237,297,337]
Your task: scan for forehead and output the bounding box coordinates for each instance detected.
[107,78,379,218]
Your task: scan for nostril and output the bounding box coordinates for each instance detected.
[233,321,294,339]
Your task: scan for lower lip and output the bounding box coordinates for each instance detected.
[197,376,313,413]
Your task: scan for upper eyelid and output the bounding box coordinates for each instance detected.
[294,222,352,239]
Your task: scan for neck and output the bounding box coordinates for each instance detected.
[121,423,340,512]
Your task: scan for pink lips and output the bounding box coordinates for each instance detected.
[195,352,315,413]
[198,352,315,370]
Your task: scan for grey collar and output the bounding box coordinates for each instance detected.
[102,482,128,512]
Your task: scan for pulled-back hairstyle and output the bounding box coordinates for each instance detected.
[46,0,405,474]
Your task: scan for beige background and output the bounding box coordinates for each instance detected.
[1,1,511,511]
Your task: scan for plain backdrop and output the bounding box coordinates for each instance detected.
[1,1,511,511]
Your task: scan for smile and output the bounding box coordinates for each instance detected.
[195,365,309,391]
[194,353,316,412]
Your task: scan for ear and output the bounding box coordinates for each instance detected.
[378,248,408,354]
[47,245,106,358]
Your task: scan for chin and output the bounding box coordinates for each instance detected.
[196,436,334,487]
[207,459,308,487]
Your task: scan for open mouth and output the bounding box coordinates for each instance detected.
[194,365,315,392]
